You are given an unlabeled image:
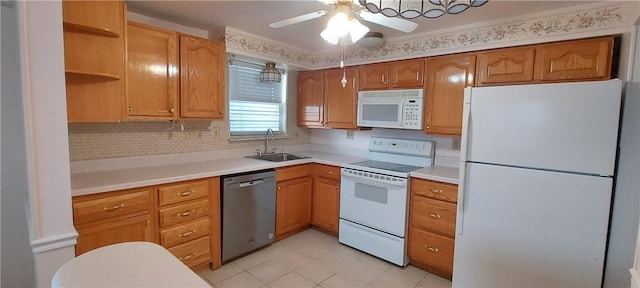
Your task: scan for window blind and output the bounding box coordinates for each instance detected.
[228,63,287,139]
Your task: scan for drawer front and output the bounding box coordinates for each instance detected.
[412,178,458,203]
[411,197,456,237]
[73,188,151,224]
[161,218,210,248]
[168,236,211,268]
[277,164,312,182]
[314,164,340,181]
[409,227,454,277]
[159,179,210,206]
[159,199,209,228]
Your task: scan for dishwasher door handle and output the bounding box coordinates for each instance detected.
[239,179,265,188]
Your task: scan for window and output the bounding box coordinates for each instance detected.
[228,62,287,140]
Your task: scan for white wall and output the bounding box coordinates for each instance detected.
[1,1,35,286]
[604,19,640,288]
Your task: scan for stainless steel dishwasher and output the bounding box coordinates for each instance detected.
[221,169,276,261]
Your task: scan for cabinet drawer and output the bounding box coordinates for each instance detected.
[411,197,456,237]
[73,188,151,225]
[314,164,341,181]
[159,199,209,228]
[158,179,210,206]
[168,236,211,268]
[277,164,312,182]
[409,227,454,278]
[412,179,458,203]
[160,218,210,248]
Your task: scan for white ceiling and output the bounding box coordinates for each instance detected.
[126,0,601,53]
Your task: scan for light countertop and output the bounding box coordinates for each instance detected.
[71,151,459,196]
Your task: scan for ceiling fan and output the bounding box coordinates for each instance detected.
[269,0,418,44]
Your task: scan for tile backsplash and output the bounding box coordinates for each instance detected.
[68,70,311,161]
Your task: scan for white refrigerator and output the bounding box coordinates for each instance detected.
[453,79,622,287]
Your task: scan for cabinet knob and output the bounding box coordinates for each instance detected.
[430,189,443,194]
[103,203,124,211]
[336,186,340,189]
[219,111,224,115]
[277,186,281,191]
[179,190,194,197]
[428,213,441,219]
[325,170,333,174]
[128,107,133,112]
[170,108,175,113]
[426,125,430,129]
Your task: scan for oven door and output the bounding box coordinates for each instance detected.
[357,97,404,129]
[339,168,409,237]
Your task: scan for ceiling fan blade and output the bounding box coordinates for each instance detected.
[269,11,329,28]
[359,11,418,33]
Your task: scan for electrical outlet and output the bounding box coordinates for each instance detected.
[185,131,198,139]
[211,127,220,137]
[452,137,461,150]
[346,130,355,140]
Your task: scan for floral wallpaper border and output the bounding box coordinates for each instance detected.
[225,2,634,70]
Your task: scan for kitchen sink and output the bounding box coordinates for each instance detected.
[246,153,310,162]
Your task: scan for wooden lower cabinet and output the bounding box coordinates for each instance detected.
[72,177,222,270]
[72,187,155,256]
[312,164,341,235]
[408,178,458,280]
[75,213,153,256]
[276,165,313,239]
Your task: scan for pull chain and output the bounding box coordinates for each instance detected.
[341,36,347,87]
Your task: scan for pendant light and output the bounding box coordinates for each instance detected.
[259,62,282,83]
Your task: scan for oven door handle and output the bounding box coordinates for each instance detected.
[341,170,407,187]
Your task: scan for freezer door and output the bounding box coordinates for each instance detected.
[453,163,612,287]
[467,79,621,176]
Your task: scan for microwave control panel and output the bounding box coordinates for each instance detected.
[403,99,423,129]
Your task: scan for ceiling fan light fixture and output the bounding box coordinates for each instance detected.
[358,0,488,19]
[349,18,369,43]
[259,62,282,83]
[358,31,384,49]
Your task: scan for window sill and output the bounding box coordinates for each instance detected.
[228,135,289,142]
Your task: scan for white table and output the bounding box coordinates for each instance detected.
[52,242,210,287]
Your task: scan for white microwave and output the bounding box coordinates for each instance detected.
[357,89,424,130]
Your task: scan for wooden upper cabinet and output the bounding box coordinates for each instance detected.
[534,36,613,82]
[424,54,476,136]
[297,71,325,127]
[389,59,424,88]
[360,59,424,90]
[324,67,359,129]
[179,35,225,119]
[476,46,535,86]
[359,63,389,90]
[62,0,122,37]
[63,0,125,122]
[126,22,178,119]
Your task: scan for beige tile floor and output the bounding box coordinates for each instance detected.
[198,229,452,288]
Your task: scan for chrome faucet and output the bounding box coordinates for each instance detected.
[264,128,275,154]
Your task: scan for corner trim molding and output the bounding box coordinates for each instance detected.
[31,232,78,253]
[225,2,637,70]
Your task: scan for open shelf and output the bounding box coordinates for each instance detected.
[63,21,120,38]
[65,70,120,81]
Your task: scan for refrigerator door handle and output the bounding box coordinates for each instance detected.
[457,161,467,235]
[460,87,472,162]
[456,87,472,236]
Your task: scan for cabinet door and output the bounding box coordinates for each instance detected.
[297,71,325,127]
[276,176,312,238]
[424,54,476,135]
[534,37,612,82]
[324,67,359,129]
[359,63,389,90]
[312,176,340,234]
[179,35,225,119]
[75,213,153,256]
[126,22,178,119]
[476,46,535,86]
[390,59,424,88]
